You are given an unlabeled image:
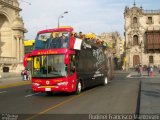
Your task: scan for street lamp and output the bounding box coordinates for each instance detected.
[58,11,68,28]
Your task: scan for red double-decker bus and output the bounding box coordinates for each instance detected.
[25,26,113,95]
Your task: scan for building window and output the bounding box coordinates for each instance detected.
[133,17,138,24]
[149,56,153,64]
[133,35,138,45]
[147,17,153,24]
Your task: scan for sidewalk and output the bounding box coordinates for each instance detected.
[140,78,160,114]
[0,72,30,89]
[127,70,160,78]
[127,70,160,114]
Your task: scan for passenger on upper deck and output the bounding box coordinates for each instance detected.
[61,35,68,48]
[78,31,83,39]
[45,33,54,49]
[45,33,62,49]
[74,33,78,38]
[50,33,62,48]
[46,33,61,49]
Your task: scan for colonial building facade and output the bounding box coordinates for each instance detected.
[98,32,125,69]
[124,5,160,69]
[0,0,27,72]
[98,32,124,58]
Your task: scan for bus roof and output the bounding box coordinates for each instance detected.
[38,27,74,34]
[24,39,35,46]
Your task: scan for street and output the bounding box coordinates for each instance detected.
[1,1,160,120]
[0,71,140,120]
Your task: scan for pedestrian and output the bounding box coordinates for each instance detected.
[135,65,137,72]
[136,64,140,74]
[150,66,154,76]
[147,64,150,76]
[21,69,28,80]
[139,64,143,77]
[158,64,160,74]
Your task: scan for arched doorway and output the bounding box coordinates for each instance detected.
[133,55,140,67]
[0,14,12,57]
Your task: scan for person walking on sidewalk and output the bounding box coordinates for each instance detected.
[150,66,154,77]
[158,64,160,74]
[21,69,28,81]
[139,64,143,77]
[147,64,150,76]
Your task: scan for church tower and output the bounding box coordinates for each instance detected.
[0,0,27,72]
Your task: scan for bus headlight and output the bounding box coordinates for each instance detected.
[57,82,68,86]
[32,83,40,86]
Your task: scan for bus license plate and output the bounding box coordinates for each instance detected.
[45,88,51,91]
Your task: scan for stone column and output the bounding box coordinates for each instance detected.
[129,50,131,68]
[16,35,20,62]
[19,36,24,62]
[19,37,22,62]
[21,38,24,62]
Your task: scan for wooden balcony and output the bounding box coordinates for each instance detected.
[145,30,160,52]
[146,44,160,50]
[146,44,160,53]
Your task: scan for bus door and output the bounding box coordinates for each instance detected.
[68,55,77,91]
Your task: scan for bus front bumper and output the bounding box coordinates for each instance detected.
[32,85,74,93]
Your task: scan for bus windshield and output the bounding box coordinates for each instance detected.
[32,55,67,78]
[34,32,70,50]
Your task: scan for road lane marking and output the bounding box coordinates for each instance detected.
[26,88,96,120]
[0,81,31,89]
[0,91,7,94]
[25,93,41,98]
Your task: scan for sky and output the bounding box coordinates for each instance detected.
[19,0,160,39]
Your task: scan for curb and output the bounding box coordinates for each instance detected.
[0,81,31,89]
[126,73,160,78]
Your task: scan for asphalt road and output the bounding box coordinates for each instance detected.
[0,72,140,120]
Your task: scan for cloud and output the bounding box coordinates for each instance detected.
[19,0,160,39]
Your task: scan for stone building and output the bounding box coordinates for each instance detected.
[124,4,160,69]
[98,32,124,69]
[0,0,27,72]
[98,32,124,58]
